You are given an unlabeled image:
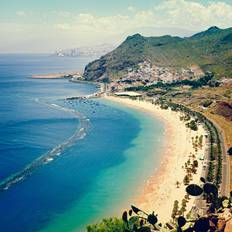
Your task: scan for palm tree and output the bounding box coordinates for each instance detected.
[176,181,180,188]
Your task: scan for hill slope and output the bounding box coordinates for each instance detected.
[83,26,232,81]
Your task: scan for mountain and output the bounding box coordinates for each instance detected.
[190,26,221,39]
[83,26,232,81]
[54,44,115,58]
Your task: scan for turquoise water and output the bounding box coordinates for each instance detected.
[40,99,164,232]
[0,54,164,232]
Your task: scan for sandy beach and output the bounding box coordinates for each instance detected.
[32,72,81,79]
[104,95,208,223]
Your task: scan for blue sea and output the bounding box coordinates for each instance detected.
[0,54,164,232]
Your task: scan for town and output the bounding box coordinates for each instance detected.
[107,61,205,92]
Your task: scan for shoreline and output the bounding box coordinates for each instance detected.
[32,71,82,79]
[104,95,208,223]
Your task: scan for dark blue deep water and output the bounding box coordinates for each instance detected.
[0,54,163,232]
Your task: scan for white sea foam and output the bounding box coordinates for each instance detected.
[0,100,90,191]
[44,157,54,163]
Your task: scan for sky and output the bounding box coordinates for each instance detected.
[0,0,232,53]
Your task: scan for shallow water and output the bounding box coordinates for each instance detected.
[0,54,164,232]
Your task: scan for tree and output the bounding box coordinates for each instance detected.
[193,160,198,168]
[171,200,179,219]
[186,120,198,131]
[183,175,190,185]
[86,218,125,232]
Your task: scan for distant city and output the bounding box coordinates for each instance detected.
[54,44,115,57]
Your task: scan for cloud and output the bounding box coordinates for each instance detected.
[128,6,136,12]
[2,0,232,52]
[16,11,26,17]
[54,23,71,30]
[152,0,232,29]
[56,11,71,18]
[52,0,232,36]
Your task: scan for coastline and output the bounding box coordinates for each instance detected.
[32,72,82,79]
[39,95,165,232]
[104,95,208,223]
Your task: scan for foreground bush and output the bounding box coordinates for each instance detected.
[86,217,126,232]
[86,179,232,232]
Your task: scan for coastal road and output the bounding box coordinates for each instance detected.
[194,130,210,216]
[218,124,230,197]
[209,118,230,197]
[194,119,230,216]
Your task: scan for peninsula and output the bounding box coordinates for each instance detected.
[32,72,82,79]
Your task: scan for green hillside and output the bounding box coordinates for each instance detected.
[83,26,232,81]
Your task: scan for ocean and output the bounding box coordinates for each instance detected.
[0,54,164,232]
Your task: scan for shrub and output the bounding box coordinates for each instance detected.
[201,99,213,108]
[183,175,190,185]
[186,120,198,131]
[86,218,125,232]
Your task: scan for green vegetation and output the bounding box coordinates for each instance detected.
[201,99,213,108]
[186,120,198,131]
[193,160,198,168]
[223,89,231,98]
[86,218,125,232]
[86,181,232,232]
[155,99,223,188]
[171,200,179,219]
[121,206,161,231]
[183,175,190,185]
[125,73,214,92]
[83,26,232,80]
[180,114,191,122]
[85,99,226,231]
